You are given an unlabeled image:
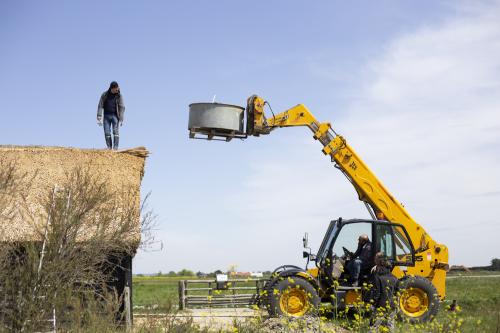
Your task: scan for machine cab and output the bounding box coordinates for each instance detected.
[315,218,415,282]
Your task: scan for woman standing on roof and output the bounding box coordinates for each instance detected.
[97,81,125,150]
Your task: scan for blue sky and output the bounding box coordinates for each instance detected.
[1,1,499,273]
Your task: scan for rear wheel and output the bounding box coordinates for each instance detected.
[397,276,440,323]
[268,277,319,317]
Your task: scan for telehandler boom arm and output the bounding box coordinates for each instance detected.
[246,95,449,299]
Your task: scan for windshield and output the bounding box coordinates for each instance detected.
[316,220,338,266]
[332,221,371,257]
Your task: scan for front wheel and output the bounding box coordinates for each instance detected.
[267,277,319,317]
[397,276,440,323]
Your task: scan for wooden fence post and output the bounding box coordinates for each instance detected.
[178,280,186,310]
[124,286,132,330]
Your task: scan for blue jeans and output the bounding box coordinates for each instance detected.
[346,259,362,282]
[103,113,119,137]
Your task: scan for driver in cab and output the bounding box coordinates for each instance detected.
[345,234,373,287]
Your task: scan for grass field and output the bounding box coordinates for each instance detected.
[441,274,500,332]
[133,272,500,332]
[133,275,189,312]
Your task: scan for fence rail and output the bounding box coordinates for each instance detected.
[178,279,265,310]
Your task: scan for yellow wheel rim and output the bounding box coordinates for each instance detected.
[399,287,429,318]
[279,287,309,316]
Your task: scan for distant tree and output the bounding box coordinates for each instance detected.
[177,269,195,277]
[167,271,177,277]
[491,258,500,271]
[156,270,163,277]
[214,269,223,275]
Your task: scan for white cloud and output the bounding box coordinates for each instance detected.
[228,2,500,268]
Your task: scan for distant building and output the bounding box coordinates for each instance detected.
[449,265,470,272]
[229,271,263,278]
[230,271,251,278]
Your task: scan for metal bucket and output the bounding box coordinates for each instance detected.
[188,103,246,141]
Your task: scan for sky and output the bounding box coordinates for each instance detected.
[1,1,499,273]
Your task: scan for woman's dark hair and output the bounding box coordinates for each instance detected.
[374,252,392,269]
[107,81,120,94]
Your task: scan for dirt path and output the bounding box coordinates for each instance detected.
[134,309,261,331]
[135,309,351,332]
[179,308,263,330]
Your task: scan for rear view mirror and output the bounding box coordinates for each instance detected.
[303,232,309,248]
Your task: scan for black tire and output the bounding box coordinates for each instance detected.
[267,276,320,317]
[397,276,440,323]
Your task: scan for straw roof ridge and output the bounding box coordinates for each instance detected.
[0,145,149,159]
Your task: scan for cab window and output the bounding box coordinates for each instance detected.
[332,222,371,256]
[393,225,414,265]
[375,224,394,260]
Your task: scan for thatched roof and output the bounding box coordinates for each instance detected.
[0,146,149,244]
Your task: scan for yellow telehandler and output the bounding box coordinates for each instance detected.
[188,95,449,323]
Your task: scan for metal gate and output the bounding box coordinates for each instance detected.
[178,279,265,310]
